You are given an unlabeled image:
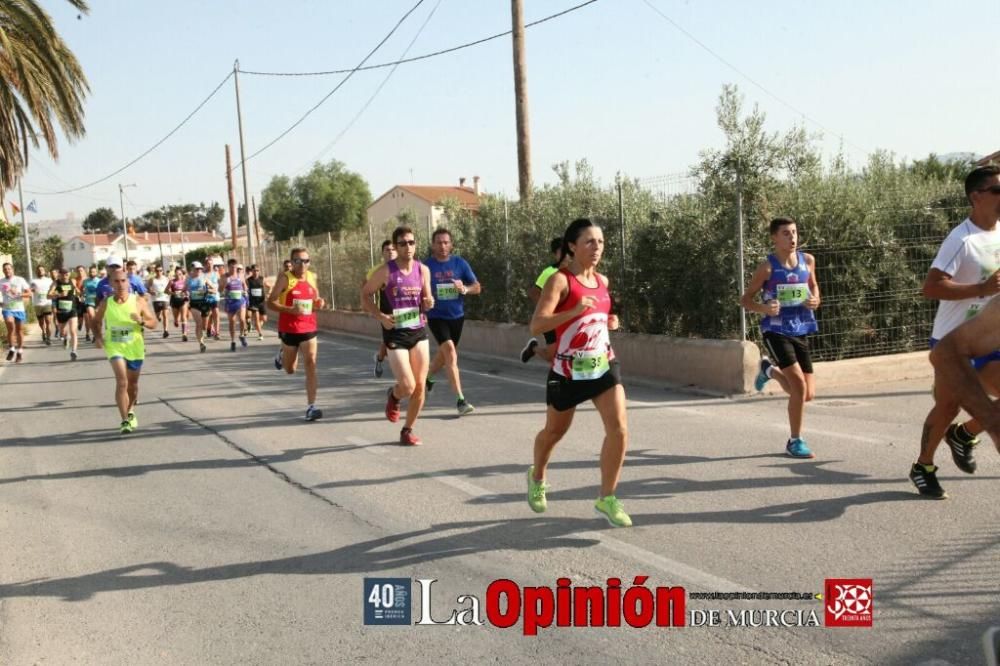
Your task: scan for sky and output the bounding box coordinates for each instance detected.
[9,0,1000,225]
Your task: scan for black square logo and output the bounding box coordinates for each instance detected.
[363,578,411,625]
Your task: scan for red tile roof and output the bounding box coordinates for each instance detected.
[68,232,224,245]
[371,185,481,210]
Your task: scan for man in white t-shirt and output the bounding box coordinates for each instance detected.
[30,265,54,345]
[1,262,31,363]
[911,164,1000,499]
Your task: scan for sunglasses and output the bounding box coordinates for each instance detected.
[978,185,1000,196]
[395,240,416,247]
[292,258,311,264]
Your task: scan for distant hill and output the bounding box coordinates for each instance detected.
[31,217,83,241]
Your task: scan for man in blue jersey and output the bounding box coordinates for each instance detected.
[740,217,821,459]
[96,256,146,304]
[423,228,481,416]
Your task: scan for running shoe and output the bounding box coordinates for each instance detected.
[213,333,220,341]
[15,351,22,364]
[128,411,138,429]
[385,386,401,423]
[70,351,77,361]
[526,466,548,513]
[425,375,435,393]
[85,333,91,342]
[163,331,169,339]
[400,427,421,446]
[200,341,207,353]
[63,337,68,349]
[594,495,632,527]
[520,338,538,363]
[305,405,323,422]
[754,357,773,392]
[240,335,248,348]
[945,423,979,474]
[373,353,384,378]
[44,336,51,346]
[785,437,814,458]
[457,399,475,416]
[909,462,947,499]
[5,348,13,361]
[119,420,133,435]
[230,341,237,352]
[258,334,264,341]
[274,348,283,370]
[182,334,188,342]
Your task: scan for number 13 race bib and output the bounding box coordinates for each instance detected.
[776,283,808,307]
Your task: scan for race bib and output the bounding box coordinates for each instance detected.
[392,306,421,329]
[84,295,96,307]
[776,283,808,307]
[4,299,24,312]
[571,350,610,381]
[33,293,50,306]
[966,303,983,320]
[227,290,244,301]
[293,298,313,314]
[110,326,134,343]
[435,282,460,301]
[57,300,74,312]
[191,288,206,300]
[250,288,263,298]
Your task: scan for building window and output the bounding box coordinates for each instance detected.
[144,246,151,252]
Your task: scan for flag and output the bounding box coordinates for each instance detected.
[26,200,37,213]
[9,201,19,215]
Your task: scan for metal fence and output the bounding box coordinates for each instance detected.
[237,174,961,364]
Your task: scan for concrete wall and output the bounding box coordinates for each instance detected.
[316,310,760,395]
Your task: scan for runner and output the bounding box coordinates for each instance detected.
[525,218,631,527]
[94,267,158,434]
[223,259,249,351]
[96,256,146,304]
[521,237,567,364]
[245,265,267,340]
[740,216,821,459]
[423,228,481,415]
[81,266,101,343]
[1,263,30,363]
[185,262,212,352]
[363,239,397,378]
[908,165,1000,498]
[361,226,434,445]
[167,267,190,341]
[74,265,88,338]
[49,268,80,360]
[267,247,325,421]
[30,265,54,345]
[206,260,223,340]
[147,265,171,338]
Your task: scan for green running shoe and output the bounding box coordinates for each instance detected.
[128,411,138,429]
[594,495,632,527]
[120,420,133,435]
[526,466,548,513]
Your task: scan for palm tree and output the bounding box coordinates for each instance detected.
[0,0,90,189]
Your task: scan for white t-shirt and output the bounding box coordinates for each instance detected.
[30,277,53,306]
[150,276,170,302]
[930,218,1000,339]
[0,276,30,311]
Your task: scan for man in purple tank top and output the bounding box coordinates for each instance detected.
[361,226,435,446]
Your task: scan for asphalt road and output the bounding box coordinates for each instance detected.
[1,324,998,665]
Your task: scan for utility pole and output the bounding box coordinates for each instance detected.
[511,0,532,200]
[225,144,238,254]
[118,183,136,261]
[233,60,256,264]
[17,178,32,278]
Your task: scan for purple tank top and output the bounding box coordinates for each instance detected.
[384,259,426,330]
[225,276,245,302]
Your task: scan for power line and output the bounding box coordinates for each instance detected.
[294,0,445,174]
[239,0,601,77]
[639,0,869,157]
[30,71,235,195]
[234,0,428,171]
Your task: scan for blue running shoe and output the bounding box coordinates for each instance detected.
[755,357,773,392]
[786,437,814,459]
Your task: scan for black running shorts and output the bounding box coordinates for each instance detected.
[545,361,622,412]
[762,331,813,373]
[56,310,77,324]
[170,296,187,309]
[153,301,168,314]
[385,326,428,351]
[191,301,211,317]
[279,331,318,347]
[428,317,464,346]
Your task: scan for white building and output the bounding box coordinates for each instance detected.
[62,230,226,269]
[367,178,481,238]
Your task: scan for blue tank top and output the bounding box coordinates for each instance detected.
[187,276,207,301]
[759,252,817,337]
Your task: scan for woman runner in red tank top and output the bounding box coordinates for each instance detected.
[526,218,632,527]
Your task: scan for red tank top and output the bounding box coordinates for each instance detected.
[551,268,615,379]
[277,271,318,334]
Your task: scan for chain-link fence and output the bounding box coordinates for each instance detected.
[237,167,965,363]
